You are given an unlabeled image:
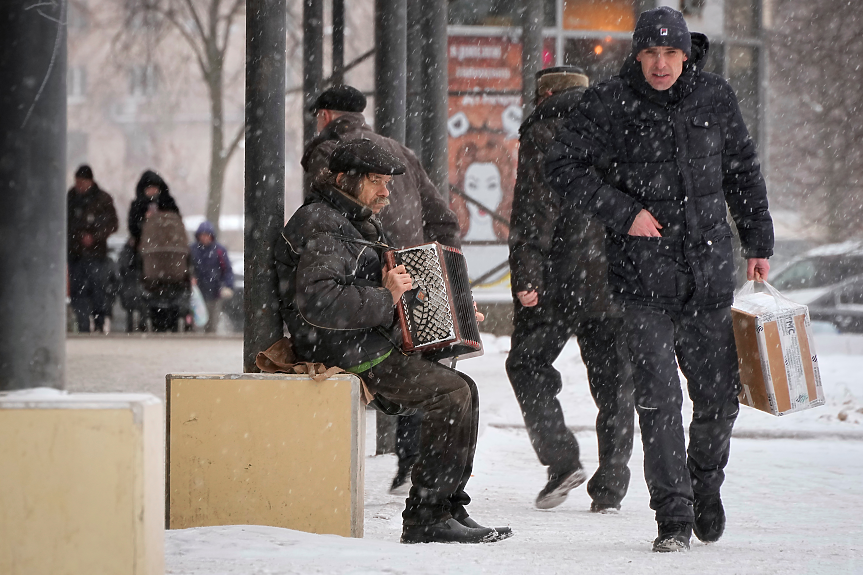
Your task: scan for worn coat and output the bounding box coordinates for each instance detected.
[128,170,181,248]
[301,112,461,250]
[509,86,618,317]
[190,221,234,301]
[67,183,119,260]
[546,33,773,311]
[274,183,401,369]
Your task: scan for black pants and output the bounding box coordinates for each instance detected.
[69,257,112,332]
[623,305,740,523]
[365,351,478,526]
[506,305,635,508]
[395,412,422,475]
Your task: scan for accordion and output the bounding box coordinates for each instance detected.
[383,242,483,360]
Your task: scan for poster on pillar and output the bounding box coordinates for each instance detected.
[447,35,555,297]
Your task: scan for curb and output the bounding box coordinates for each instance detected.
[487,422,863,442]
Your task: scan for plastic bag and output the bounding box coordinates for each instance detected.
[190,284,209,328]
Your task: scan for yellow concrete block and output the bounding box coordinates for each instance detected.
[0,390,164,575]
[166,373,365,537]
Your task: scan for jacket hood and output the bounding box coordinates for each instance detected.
[196,221,217,239]
[520,87,587,135]
[620,32,709,105]
[135,170,170,199]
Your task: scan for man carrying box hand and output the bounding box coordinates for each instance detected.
[546,6,773,552]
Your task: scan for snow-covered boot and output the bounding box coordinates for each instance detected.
[693,493,726,543]
[535,466,587,509]
[401,518,499,544]
[457,516,513,541]
[652,521,692,552]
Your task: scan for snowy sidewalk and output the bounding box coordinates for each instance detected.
[65,332,863,574]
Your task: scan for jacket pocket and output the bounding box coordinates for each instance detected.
[689,113,721,158]
[612,235,679,299]
[697,222,735,297]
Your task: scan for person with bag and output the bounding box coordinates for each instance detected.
[190,221,234,333]
[546,7,773,552]
[275,139,510,544]
[128,170,189,332]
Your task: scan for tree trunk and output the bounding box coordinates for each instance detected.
[206,57,226,237]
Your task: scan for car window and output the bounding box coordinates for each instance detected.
[772,256,863,290]
[838,280,863,306]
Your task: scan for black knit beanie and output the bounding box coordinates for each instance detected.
[632,6,691,57]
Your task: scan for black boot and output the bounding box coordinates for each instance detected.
[389,465,412,495]
[401,518,499,544]
[693,493,726,543]
[652,522,692,552]
[457,516,513,540]
[535,466,587,510]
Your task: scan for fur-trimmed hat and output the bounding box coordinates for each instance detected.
[328,139,406,176]
[632,6,692,57]
[536,66,589,96]
[74,164,94,179]
[309,85,367,115]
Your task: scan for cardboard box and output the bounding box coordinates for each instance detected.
[732,291,825,416]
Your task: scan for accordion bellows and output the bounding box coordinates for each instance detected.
[384,242,483,361]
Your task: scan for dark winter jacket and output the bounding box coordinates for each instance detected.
[274,182,401,369]
[546,33,774,311]
[67,183,119,260]
[128,170,181,248]
[301,112,461,250]
[509,86,618,317]
[190,221,234,301]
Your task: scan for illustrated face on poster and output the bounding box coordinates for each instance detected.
[463,162,503,241]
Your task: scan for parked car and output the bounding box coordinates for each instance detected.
[769,241,863,305]
[807,274,863,334]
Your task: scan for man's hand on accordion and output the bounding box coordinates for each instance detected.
[384,264,413,305]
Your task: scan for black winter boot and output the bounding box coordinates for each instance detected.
[388,465,412,495]
[457,516,513,540]
[535,467,587,510]
[693,493,726,543]
[401,518,499,544]
[652,522,692,552]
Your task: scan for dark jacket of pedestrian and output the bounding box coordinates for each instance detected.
[301,112,461,250]
[274,178,401,369]
[546,33,773,311]
[190,221,234,301]
[509,86,618,317]
[128,170,181,248]
[67,183,119,260]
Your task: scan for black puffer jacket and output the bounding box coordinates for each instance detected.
[128,170,181,248]
[302,112,461,250]
[546,33,773,311]
[509,86,618,317]
[274,182,401,369]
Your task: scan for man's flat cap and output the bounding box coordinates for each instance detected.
[309,85,367,114]
[329,139,406,176]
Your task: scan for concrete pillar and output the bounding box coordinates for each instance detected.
[522,0,544,118]
[0,0,67,391]
[375,0,407,143]
[244,0,287,372]
[420,0,449,201]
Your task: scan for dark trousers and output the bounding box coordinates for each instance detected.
[365,351,478,526]
[395,412,422,474]
[506,305,635,508]
[623,305,740,523]
[68,257,112,332]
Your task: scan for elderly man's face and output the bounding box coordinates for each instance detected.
[636,46,688,91]
[356,173,392,214]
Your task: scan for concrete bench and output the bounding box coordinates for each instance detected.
[166,373,365,537]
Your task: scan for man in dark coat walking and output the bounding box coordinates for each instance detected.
[546,7,773,552]
[507,67,634,514]
[275,139,511,544]
[67,165,119,332]
[303,85,462,494]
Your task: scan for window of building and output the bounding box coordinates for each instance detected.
[68,66,88,101]
[67,131,89,172]
[449,0,556,27]
[563,36,631,84]
[129,65,158,98]
[562,0,635,32]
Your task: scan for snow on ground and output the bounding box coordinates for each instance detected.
[65,332,863,573]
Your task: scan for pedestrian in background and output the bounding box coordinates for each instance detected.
[67,164,119,333]
[190,221,234,333]
[507,67,635,514]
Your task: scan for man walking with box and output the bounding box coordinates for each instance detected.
[546,7,773,552]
